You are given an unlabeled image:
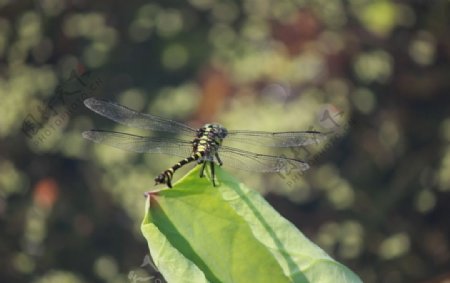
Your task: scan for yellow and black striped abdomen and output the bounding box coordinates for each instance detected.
[154,151,205,188]
[171,152,204,171]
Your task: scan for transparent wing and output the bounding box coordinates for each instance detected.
[225,130,327,148]
[219,145,309,173]
[82,130,193,158]
[84,98,196,135]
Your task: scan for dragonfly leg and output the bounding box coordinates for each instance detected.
[199,161,207,178]
[210,161,216,186]
[215,153,223,166]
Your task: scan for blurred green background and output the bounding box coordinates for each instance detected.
[1,0,449,282]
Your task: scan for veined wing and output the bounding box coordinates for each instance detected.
[218,145,309,173]
[225,130,327,148]
[82,130,193,158]
[84,98,196,135]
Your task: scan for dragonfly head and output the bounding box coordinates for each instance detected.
[204,124,228,139]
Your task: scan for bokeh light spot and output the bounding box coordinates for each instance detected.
[161,44,189,70]
[409,31,436,66]
[156,10,183,37]
[352,88,376,114]
[415,189,436,213]
[379,233,411,259]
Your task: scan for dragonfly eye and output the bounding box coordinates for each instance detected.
[218,127,228,139]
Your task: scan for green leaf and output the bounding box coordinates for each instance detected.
[141,165,362,283]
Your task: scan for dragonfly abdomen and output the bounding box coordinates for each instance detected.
[154,151,205,188]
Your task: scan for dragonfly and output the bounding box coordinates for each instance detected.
[82,98,327,188]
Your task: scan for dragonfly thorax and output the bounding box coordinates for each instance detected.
[193,124,228,156]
